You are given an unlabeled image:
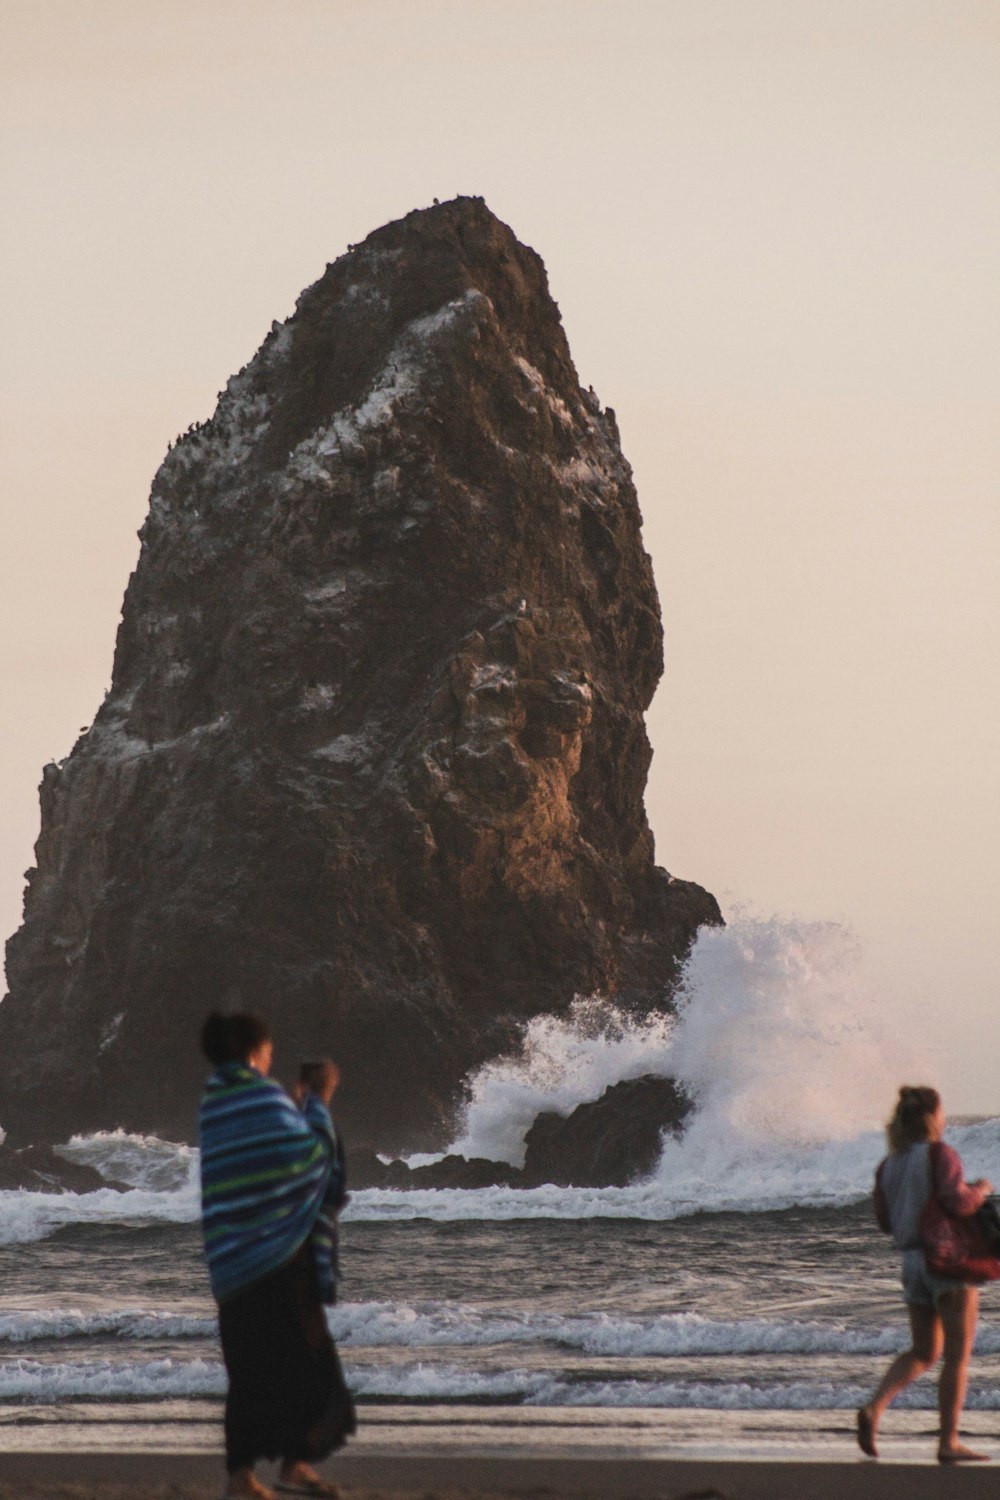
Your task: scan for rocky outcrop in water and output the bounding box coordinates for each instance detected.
[522,1075,690,1188]
[0,197,720,1152]
[349,1074,690,1189]
[0,1144,121,1194]
[348,1148,522,1191]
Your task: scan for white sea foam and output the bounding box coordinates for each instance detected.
[449,998,676,1167]
[352,1369,1000,1411]
[0,1309,215,1343]
[58,1130,198,1192]
[391,913,976,1219]
[0,1357,226,1401]
[331,1302,1000,1358]
[657,915,924,1164]
[6,1355,999,1411]
[347,1113,1000,1222]
[644,916,1000,1212]
[0,1183,200,1246]
[9,1298,1000,1361]
[453,915,925,1160]
[0,1131,200,1246]
[520,1377,1000,1412]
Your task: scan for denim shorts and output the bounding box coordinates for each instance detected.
[901,1248,967,1307]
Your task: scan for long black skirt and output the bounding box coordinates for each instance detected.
[217,1243,356,1473]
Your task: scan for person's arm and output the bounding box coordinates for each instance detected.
[873,1160,892,1234]
[931,1141,993,1216]
[301,1092,347,1208]
[301,1090,335,1147]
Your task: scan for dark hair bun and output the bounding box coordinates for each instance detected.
[201,1011,270,1066]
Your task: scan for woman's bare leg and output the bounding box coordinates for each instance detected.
[858,1303,941,1455]
[937,1286,987,1462]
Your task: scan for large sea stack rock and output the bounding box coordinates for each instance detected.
[0,198,720,1150]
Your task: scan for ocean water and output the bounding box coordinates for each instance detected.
[3,918,999,1458]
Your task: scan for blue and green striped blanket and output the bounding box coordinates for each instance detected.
[199,1062,343,1304]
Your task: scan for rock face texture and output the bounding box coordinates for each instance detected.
[0,197,720,1151]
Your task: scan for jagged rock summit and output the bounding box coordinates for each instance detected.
[0,197,720,1152]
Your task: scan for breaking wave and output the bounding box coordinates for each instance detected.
[57,1130,198,1192]
[448,999,676,1167]
[12,1299,1000,1358]
[451,915,925,1161]
[0,1181,199,1246]
[4,1354,1000,1410]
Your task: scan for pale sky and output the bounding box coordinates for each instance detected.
[2,0,998,1108]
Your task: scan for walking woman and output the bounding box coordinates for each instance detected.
[858,1084,993,1463]
[199,1013,355,1500]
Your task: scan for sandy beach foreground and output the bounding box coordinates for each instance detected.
[3,1452,1000,1500]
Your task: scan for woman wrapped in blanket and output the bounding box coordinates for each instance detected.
[199,1013,355,1500]
[857,1085,993,1464]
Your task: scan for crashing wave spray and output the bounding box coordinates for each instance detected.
[448,998,677,1167]
[669,914,924,1146]
[646,913,933,1209]
[58,1129,198,1191]
[446,914,934,1204]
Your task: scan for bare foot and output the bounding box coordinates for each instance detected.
[225,1469,276,1500]
[276,1462,340,1497]
[938,1442,990,1463]
[856,1406,878,1458]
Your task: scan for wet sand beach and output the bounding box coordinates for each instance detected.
[3,1451,1000,1500]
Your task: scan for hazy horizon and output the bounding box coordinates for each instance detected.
[2,0,997,1112]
